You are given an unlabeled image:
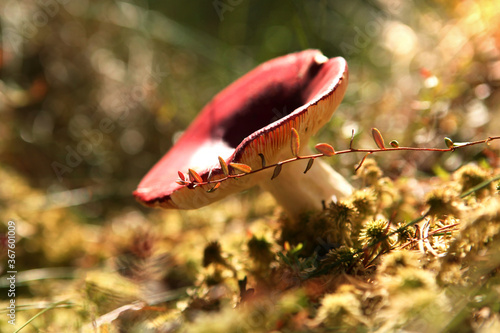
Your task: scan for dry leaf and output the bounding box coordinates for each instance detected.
[230,163,252,174]
[258,153,266,168]
[372,128,386,150]
[304,158,315,174]
[271,163,283,180]
[315,143,336,156]
[177,171,186,181]
[355,153,371,172]
[207,182,221,193]
[218,156,229,176]
[188,168,203,183]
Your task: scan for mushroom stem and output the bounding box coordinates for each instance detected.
[260,147,353,219]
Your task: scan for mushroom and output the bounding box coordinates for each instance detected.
[134,49,353,218]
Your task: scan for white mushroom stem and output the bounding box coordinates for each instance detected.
[260,147,353,219]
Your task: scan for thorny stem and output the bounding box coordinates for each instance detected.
[185,135,500,188]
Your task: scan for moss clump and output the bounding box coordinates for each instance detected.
[425,186,461,217]
[359,219,391,248]
[356,159,383,187]
[279,201,358,255]
[349,189,377,219]
[378,250,422,276]
[203,241,227,268]
[247,236,275,272]
[394,221,416,244]
[454,164,494,199]
[314,285,368,330]
[321,246,360,273]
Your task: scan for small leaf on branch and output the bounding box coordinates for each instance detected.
[355,153,372,172]
[315,143,336,156]
[218,156,229,176]
[291,128,300,157]
[188,168,203,183]
[444,137,454,148]
[207,182,221,193]
[372,128,386,149]
[258,153,266,168]
[178,171,186,181]
[304,158,315,174]
[176,180,189,186]
[230,163,252,174]
[390,140,399,148]
[271,163,283,180]
[350,129,355,149]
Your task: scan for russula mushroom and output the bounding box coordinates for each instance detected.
[134,49,353,218]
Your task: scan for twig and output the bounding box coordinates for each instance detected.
[178,130,500,189]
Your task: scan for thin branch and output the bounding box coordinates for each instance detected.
[183,134,500,188]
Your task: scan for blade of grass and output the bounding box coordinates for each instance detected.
[460,173,500,198]
[14,299,72,333]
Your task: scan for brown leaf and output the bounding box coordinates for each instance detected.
[355,153,371,172]
[207,182,221,193]
[271,163,282,180]
[176,180,189,186]
[291,128,300,157]
[372,128,386,150]
[230,163,252,174]
[304,158,315,174]
[258,153,266,168]
[188,168,203,183]
[178,171,186,181]
[315,143,336,156]
[218,156,229,176]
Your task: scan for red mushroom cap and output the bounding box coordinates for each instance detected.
[134,49,348,209]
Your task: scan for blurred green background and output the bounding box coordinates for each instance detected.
[1,0,500,328]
